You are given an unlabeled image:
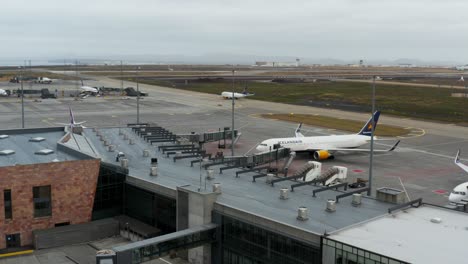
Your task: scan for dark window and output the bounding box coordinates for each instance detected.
[4,189,12,219]
[33,185,51,217]
[55,222,70,227]
[5,233,21,248]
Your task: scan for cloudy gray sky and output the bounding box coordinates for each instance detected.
[1,0,467,63]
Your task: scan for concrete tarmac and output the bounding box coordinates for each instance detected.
[0,76,467,206]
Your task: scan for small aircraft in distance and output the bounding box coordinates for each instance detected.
[221,87,254,99]
[80,80,100,96]
[448,150,468,204]
[256,111,400,160]
[56,107,86,128]
[34,77,53,84]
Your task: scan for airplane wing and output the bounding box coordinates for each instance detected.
[295,123,304,137]
[307,140,400,153]
[455,150,468,173]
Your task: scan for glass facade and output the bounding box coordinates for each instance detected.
[322,238,409,264]
[130,228,216,264]
[124,184,176,234]
[213,212,321,264]
[92,162,126,220]
[4,189,12,219]
[33,185,51,217]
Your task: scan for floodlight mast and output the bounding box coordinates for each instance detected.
[231,68,235,156]
[367,76,376,196]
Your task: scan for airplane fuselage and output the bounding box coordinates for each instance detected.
[221,91,249,99]
[256,134,370,152]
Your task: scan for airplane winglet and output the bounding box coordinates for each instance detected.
[455,149,460,164]
[295,123,304,137]
[389,140,400,151]
[454,150,468,173]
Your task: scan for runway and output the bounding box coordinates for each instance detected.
[0,76,467,205]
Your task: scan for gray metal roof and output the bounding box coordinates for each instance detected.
[0,127,86,167]
[85,127,392,235]
[329,205,468,264]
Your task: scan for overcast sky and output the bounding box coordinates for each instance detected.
[1,0,467,63]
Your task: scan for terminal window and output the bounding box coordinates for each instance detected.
[4,189,12,219]
[33,185,51,217]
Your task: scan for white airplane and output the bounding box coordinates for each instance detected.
[0,89,8,96]
[221,87,254,99]
[56,107,86,128]
[455,65,468,71]
[448,150,468,203]
[35,77,52,84]
[256,111,400,160]
[80,80,99,95]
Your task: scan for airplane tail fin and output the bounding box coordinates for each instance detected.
[69,107,75,124]
[242,86,248,95]
[357,111,380,136]
[455,150,468,173]
[295,123,304,137]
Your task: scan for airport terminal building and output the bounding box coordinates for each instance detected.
[1,124,467,264]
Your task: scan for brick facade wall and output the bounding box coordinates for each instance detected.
[0,159,100,249]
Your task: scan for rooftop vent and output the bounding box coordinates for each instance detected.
[120,158,129,168]
[143,149,150,157]
[206,169,215,180]
[150,166,158,176]
[108,145,116,152]
[266,173,275,184]
[352,193,362,206]
[0,135,9,139]
[212,183,222,194]
[35,149,54,155]
[29,137,45,142]
[280,188,289,200]
[297,206,308,221]
[0,150,15,155]
[326,199,336,212]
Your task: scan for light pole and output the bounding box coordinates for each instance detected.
[136,66,141,124]
[231,68,235,156]
[20,66,24,128]
[367,76,376,196]
[120,60,124,96]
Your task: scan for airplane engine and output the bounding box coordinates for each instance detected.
[313,150,332,160]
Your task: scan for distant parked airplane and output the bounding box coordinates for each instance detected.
[455,65,468,71]
[221,87,254,99]
[80,80,99,95]
[256,111,400,160]
[448,150,468,204]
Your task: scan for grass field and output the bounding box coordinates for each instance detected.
[122,78,468,124]
[261,113,408,137]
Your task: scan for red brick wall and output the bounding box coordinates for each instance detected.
[0,159,100,249]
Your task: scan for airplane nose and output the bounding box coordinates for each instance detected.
[448,194,459,203]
